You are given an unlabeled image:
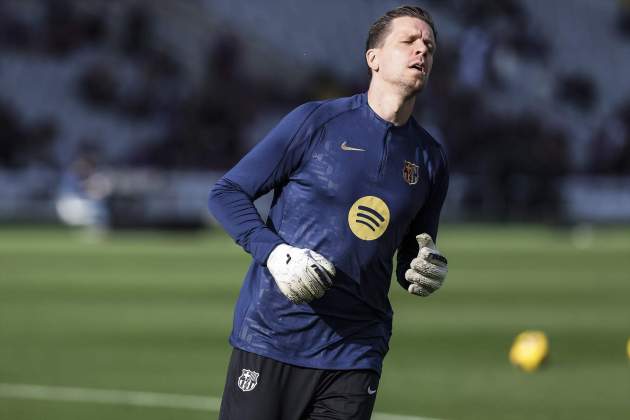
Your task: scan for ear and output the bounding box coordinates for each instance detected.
[365,48,379,72]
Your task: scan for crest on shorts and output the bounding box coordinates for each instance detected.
[237,369,259,392]
[402,160,420,185]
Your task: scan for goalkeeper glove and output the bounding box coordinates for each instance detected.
[267,244,335,304]
[405,233,448,296]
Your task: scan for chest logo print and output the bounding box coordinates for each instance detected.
[348,196,390,241]
[341,141,366,152]
[403,160,420,185]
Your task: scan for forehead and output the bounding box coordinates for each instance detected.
[386,16,435,41]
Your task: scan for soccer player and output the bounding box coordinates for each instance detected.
[208,5,449,419]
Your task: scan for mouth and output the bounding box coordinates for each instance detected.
[410,61,426,72]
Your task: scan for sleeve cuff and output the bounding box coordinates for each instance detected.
[249,228,286,266]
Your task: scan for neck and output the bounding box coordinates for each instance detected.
[366,80,417,126]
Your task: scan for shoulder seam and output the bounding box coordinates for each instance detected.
[230,101,328,196]
[306,97,364,135]
[246,97,362,194]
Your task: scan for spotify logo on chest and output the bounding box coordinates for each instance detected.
[348,196,390,241]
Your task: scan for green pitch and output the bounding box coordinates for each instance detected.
[1,225,629,420]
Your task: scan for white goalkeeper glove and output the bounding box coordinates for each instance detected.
[405,233,448,297]
[266,244,335,304]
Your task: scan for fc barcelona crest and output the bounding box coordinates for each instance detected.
[237,369,259,392]
[402,160,419,185]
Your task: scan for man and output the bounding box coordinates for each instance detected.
[209,5,449,419]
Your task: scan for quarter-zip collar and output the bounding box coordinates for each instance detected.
[360,92,413,130]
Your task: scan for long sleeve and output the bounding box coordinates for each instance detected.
[208,102,323,265]
[396,148,449,290]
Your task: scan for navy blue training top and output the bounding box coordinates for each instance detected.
[208,92,449,374]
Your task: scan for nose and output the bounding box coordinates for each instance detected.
[414,41,427,56]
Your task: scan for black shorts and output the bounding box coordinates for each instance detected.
[219,347,380,420]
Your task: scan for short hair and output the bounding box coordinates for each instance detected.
[365,5,438,52]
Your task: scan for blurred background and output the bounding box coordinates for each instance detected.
[0,0,629,419]
[1,0,629,226]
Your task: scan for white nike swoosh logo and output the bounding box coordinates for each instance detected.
[341,141,366,152]
[367,386,377,395]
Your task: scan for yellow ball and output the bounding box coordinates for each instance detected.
[626,338,630,360]
[509,330,549,372]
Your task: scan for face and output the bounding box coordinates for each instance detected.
[367,16,436,96]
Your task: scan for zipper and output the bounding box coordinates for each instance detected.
[377,129,390,179]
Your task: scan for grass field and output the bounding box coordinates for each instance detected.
[1,225,629,420]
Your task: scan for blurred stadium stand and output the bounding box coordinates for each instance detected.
[1,0,629,227]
